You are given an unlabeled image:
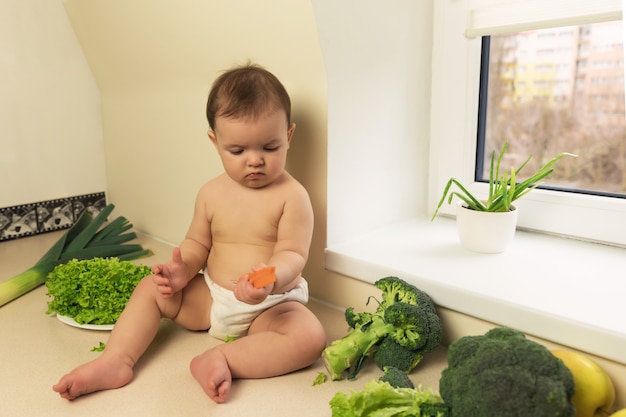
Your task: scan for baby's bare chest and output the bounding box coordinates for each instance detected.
[210,196,284,243]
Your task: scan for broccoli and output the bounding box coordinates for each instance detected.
[330,379,448,417]
[344,307,373,329]
[322,276,442,380]
[379,366,415,389]
[373,337,424,373]
[439,327,576,417]
[376,276,433,309]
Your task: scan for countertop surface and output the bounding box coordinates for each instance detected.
[0,231,447,417]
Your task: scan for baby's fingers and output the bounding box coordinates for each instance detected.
[157,287,174,298]
[153,278,174,298]
[152,275,172,290]
[171,247,184,265]
[152,273,168,286]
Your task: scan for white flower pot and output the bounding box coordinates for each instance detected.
[455,202,518,253]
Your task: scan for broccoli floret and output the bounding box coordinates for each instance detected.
[420,402,451,417]
[322,276,442,380]
[344,306,373,330]
[439,327,575,417]
[373,337,423,373]
[384,301,430,350]
[379,366,415,389]
[375,276,423,310]
[421,309,443,352]
[378,279,443,352]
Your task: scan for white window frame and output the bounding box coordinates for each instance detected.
[429,0,626,247]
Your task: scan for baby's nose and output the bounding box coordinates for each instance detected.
[248,152,264,166]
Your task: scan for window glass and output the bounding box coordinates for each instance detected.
[478,21,626,198]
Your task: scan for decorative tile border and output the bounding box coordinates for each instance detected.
[0,192,106,242]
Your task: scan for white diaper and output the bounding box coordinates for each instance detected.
[203,270,309,340]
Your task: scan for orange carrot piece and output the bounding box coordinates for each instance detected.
[248,266,276,288]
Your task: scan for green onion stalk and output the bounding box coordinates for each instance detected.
[0,204,152,307]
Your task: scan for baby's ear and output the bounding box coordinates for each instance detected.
[208,130,218,146]
[287,123,296,144]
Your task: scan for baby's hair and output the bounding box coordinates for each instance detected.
[206,63,291,131]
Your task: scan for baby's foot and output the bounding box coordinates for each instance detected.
[190,348,232,403]
[52,355,133,400]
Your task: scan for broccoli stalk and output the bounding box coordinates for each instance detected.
[323,276,442,381]
[323,314,395,380]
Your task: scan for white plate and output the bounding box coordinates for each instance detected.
[57,314,115,331]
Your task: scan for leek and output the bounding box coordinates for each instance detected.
[0,204,152,307]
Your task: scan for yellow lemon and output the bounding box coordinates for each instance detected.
[552,349,615,417]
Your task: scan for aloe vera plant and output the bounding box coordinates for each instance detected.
[432,142,576,219]
[0,204,152,307]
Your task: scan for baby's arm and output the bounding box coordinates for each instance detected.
[265,184,314,294]
[152,185,213,298]
[232,185,313,303]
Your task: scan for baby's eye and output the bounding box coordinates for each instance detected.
[264,146,279,152]
[228,149,243,155]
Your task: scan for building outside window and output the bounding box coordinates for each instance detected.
[479,21,626,197]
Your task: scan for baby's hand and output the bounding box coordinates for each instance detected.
[233,265,275,304]
[246,266,276,289]
[151,247,189,298]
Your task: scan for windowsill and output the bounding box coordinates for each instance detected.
[325,216,626,364]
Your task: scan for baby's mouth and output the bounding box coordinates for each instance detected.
[246,172,265,180]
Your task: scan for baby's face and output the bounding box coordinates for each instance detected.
[209,110,295,189]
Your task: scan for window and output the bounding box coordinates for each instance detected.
[429,0,626,247]
[478,22,626,198]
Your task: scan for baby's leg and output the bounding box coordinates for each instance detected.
[53,275,205,400]
[189,301,326,402]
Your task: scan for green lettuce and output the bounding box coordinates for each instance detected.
[330,380,448,417]
[45,257,151,325]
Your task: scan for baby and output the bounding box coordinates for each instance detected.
[52,64,327,403]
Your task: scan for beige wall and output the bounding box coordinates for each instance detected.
[63,0,327,249]
[61,0,374,309]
